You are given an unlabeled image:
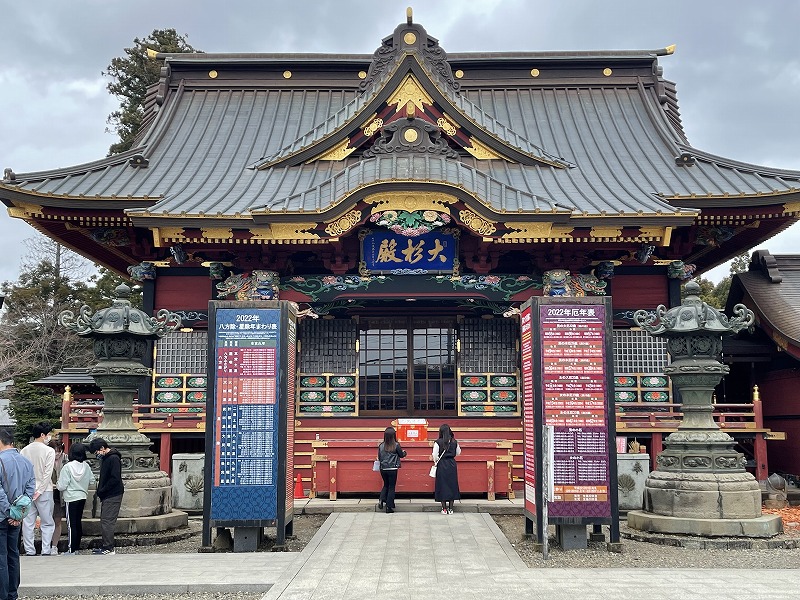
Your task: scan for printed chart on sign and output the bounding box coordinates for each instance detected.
[520,305,536,515]
[214,309,281,488]
[540,304,611,517]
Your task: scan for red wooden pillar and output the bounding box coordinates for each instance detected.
[487,461,495,501]
[650,433,664,470]
[753,385,768,480]
[60,386,72,433]
[160,433,172,475]
[330,460,338,501]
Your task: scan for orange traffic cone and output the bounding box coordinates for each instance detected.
[294,474,305,499]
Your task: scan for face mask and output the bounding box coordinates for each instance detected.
[44,435,52,444]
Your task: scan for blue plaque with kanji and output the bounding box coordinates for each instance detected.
[362,230,457,274]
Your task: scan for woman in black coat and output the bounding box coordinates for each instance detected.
[377,426,406,513]
[433,423,461,514]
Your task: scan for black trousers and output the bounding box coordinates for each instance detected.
[65,500,86,553]
[379,469,399,509]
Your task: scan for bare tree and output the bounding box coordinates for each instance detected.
[21,234,94,283]
[0,237,97,381]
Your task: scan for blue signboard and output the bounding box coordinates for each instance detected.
[210,307,281,521]
[362,230,457,274]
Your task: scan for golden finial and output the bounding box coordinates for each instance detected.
[753,385,761,402]
[665,44,676,55]
[407,7,413,24]
[63,385,72,403]
[146,48,158,59]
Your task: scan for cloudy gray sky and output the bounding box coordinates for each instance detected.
[1,0,798,284]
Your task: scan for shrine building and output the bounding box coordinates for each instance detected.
[4,12,800,497]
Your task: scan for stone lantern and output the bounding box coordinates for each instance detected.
[59,284,182,518]
[627,280,782,537]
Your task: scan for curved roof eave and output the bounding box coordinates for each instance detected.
[2,147,142,184]
[1,80,187,193]
[732,271,800,359]
[675,144,800,183]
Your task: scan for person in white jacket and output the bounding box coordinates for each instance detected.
[19,422,55,556]
[56,443,94,555]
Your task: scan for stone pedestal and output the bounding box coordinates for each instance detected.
[616,453,649,511]
[172,453,205,512]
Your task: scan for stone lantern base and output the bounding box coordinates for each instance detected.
[627,471,782,537]
[119,471,174,518]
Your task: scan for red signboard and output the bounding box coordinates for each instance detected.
[520,303,536,516]
[539,302,611,518]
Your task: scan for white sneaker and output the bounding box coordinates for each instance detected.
[447,508,453,515]
[441,508,448,515]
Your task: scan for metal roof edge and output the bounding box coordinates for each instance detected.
[2,148,143,184]
[154,49,669,64]
[676,144,800,180]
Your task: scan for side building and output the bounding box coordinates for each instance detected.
[4,16,800,495]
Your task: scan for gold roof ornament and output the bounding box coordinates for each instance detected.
[387,74,434,113]
[407,6,413,24]
[146,48,158,59]
[465,137,508,161]
[665,44,676,55]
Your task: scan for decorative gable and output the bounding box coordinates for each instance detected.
[257,12,568,170]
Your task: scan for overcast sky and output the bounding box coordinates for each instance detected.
[1,0,798,285]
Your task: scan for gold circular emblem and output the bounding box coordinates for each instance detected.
[455,69,464,79]
[404,128,419,143]
[358,71,367,79]
[403,32,417,45]
[603,68,612,77]
[208,70,218,79]
[283,70,292,79]
[530,68,540,77]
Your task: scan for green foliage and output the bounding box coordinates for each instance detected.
[7,375,61,446]
[104,29,200,155]
[1,259,94,379]
[85,267,143,309]
[0,240,147,382]
[730,252,750,275]
[696,276,722,308]
[696,251,751,309]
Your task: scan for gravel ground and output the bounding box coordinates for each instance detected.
[109,514,327,554]
[492,514,800,568]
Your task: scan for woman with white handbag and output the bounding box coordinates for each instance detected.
[376,427,406,513]
[431,424,461,514]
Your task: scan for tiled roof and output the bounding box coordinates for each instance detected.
[3,47,800,223]
[729,252,800,357]
[29,368,96,387]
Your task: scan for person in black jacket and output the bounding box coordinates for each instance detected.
[377,427,406,514]
[88,438,124,555]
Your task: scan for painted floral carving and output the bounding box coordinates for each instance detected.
[282,275,384,301]
[370,210,451,237]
